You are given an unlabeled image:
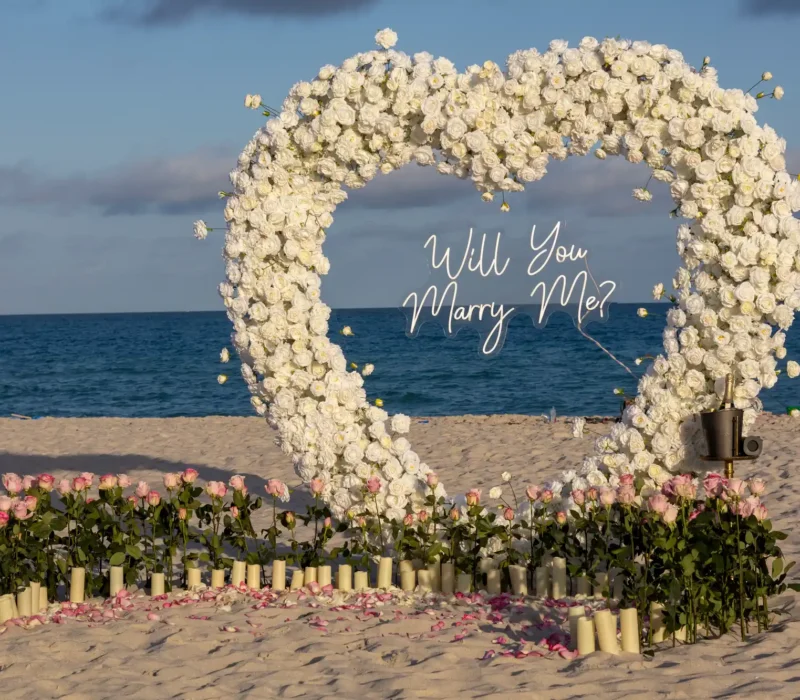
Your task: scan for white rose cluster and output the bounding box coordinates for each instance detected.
[215,30,800,516]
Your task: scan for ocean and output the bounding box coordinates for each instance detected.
[0,304,797,419]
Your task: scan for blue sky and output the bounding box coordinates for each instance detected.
[0,0,798,314]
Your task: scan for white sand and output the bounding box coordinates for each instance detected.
[0,414,799,699]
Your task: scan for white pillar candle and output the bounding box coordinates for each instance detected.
[354,570,369,591]
[317,565,332,588]
[247,564,261,589]
[398,560,414,576]
[649,602,665,643]
[17,586,32,618]
[486,569,502,595]
[612,573,624,601]
[620,607,640,653]
[593,572,608,599]
[417,569,433,592]
[186,567,202,589]
[535,566,550,598]
[38,585,48,613]
[674,626,687,642]
[336,564,352,592]
[70,567,86,603]
[210,569,226,589]
[427,560,441,592]
[303,567,318,586]
[30,582,41,612]
[150,572,165,596]
[577,617,596,655]
[551,558,567,600]
[440,562,455,594]
[575,576,591,598]
[568,606,585,650]
[0,594,14,623]
[376,557,393,590]
[456,572,472,594]
[594,610,619,654]
[271,560,286,591]
[231,560,246,587]
[290,570,304,590]
[109,566,125,596]
[479,558,494,575]
[509,565,528,596]
[400,569,416,592]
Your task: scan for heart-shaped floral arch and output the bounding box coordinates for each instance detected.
[217,29,800,522]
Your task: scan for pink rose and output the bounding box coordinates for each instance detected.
[117,474,132,489]
[12,501,30,520]
[749,478,766,496]
[355,515,366,528]
[689,503,705,522]
[555,511,567,525]
[229,475,247,493]
[230,505,240,518]
[503,507,515,521]
[57,479,71,496]
[146,491,161,507]
[617,484,636,505]
[727,479,747,499]
[736,498,755,518]
[0,511,8,528]
[71,476,88,492]
[648,493,669,515]
[449,507,460,522]
[163,473,181,491]
[426,473,439,488]
[418,509,429,523]
[181,468,199,484]
[324,517,332,528]
[309,478,324,495]
[2,473,23,495]
[619,474,634,487]
[37,474,55,492]
[526,484,541,502]
[0,495,11,512]
[571,489,586,506]
[80,472,94,487]
[663,474,693,500]
[403,513,414,527]
[266,479,286,498]
[586,487,599,503]
[599,488,616,507]
[98,474,118,490]
[663,504,679,524]
[24,495,38,511]
[366,477,382,494]
[703,472,727,499]
[465,489,481,507]
[754,503,768,521]
[135,481,150,499]
[281,511,296,527]
[206,481,227,499]
[22,475,38,491]
[178,507,188,521]
[539,489,553,504]
[127,495,137,504]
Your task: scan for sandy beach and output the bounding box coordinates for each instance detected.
[1,413,799,699]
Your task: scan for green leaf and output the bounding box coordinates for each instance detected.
[773,558,784,577]
[126,544,142,560]
[109,552,126,567]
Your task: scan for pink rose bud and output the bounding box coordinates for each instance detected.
[689,503,706,521]
[57,479,72,496]
[127,495,137,504]
[146,491,161,507]
[310,478,324,495]
[702,472,727,498]
[586,487,599,502]
[356,516,366,528]
[749,478,766,496]
[24,495,38,511]
[599,488,616,507]
[324,517,332,528]
[366,477,382,494]
[22,475,38,491]
[230,505,240,518]
[266,479,285,497]
[663,504,679,524]
[80,472,95,486]
[181,468,199,484]
[2,473,23,495]
[619,474,634,486]
[72,476,88,492]
[648,493,669,515]
[282,511,296,527]
[0,495,10,512]
[418,509,429,523]
[117,474,132,489]
[403,513,414,526]
[0,511,8,528]
[727,479,746,499]
[38,474,55,492]
[229,475,247,493]
[465,489,481,507]
[539,489,553,504]
[617,484,636,505]
[135,481,150,499]
[163,473,181,491]
[449,507,460,522]
[555,511,567,525]
[12,501,30,520]
[571,489,586,506]
[503,507,515,521]
[98,474,118,490]
[754,503,768,521]
[178,507,188,521]
[426,473,439,488]
[206,481,227,499]
[526,484,541,502]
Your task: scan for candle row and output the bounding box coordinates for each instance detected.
[0,582,49,622]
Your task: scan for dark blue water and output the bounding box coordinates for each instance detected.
[0,305,797,418]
